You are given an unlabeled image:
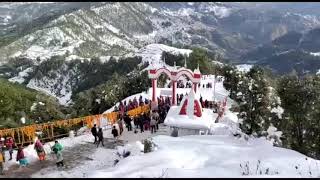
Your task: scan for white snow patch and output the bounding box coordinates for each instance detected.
[20,117,26,124]
[99,56,120,63]
[28,36,35,42]
[105,23,120,34]
[236,64,253,73]
[10,51,22,58]
[149,6,157,13]
[310,52,320,56]
[135,44,192,69]
[4,15,12,22]
[88,135,320,178]
[8,67,33,84]
[267,125,283,139]
[204,4,231,18]
[212,60,224,65]
[177,8,195,17]
[271,106,284,119]
[30,103,37,112]
[133,31,157,43]
[26,69,73,106]
[65,55,89,62]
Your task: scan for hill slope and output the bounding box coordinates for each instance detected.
[240,28,320,75]
[1,2,320,64]
[2,74,319,178]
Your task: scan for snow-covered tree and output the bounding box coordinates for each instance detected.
[277,75,320,158]
[229,66,279,137]
[222,65,242,100]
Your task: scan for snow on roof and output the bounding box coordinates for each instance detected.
[164,107,214,130]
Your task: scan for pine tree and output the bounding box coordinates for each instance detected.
[222,65,242,100]
[237,66,274,136]
[187,48,212,74]
[277,75,320,158]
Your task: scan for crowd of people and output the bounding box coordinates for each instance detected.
[177,81,192,88]
[165,76,223,90]
[0,136,33,174]
[0,137,14,174]
[90,95,172,145]
[199,96,220,111]
[91,124,105,147]
[0,136,65,174]
[0,95,172,173]
[114,96,149,117]
[0,74,226,174]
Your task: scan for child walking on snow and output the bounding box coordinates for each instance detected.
[16,145,29,167]
[51,141,64,168]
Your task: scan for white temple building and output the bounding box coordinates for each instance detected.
[164,88,215,136]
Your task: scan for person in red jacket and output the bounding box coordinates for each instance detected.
[16,145,28,167]
[5,137,14,161]
[34,139,46,161]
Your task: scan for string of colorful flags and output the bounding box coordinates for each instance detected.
[0,104,150,143]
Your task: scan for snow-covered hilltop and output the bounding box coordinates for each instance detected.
[89,134,320,178]
[88,75,320,178]
[2,74,320,178]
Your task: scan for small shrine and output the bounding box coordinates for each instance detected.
[178,88,202,118]
[164,88,214,137]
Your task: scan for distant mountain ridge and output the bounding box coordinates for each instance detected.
[1,2,320,105]
[240,28,320,75]
[1,2,320,64]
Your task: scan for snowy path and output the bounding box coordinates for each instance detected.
[1,124,170,178]
[118,124,171,144]
[3,142,98,178]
